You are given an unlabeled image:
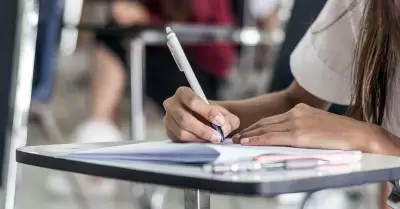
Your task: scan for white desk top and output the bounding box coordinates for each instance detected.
[17,141,400,196]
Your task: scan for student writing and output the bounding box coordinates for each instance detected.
[163,0,400,155]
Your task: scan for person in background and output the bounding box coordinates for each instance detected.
[47,0,236,197]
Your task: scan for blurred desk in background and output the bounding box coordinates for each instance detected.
[17,141,400,209]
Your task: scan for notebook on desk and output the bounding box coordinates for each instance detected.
[61,140,362,164]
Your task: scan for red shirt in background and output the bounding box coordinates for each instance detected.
[144,0,236,79]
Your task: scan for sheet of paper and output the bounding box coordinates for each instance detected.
[205,143,342,162]
[62,140,348,164]
[70,141,186,154]
[64,141,220,163]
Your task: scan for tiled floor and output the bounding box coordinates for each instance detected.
[3,50,382,209]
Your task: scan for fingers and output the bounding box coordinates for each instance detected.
[240,113,289,134]
[232,113,290,144]
[232,135,241,144]
[239,131,340,149]
[163,87,240,142]
[176,87,225,126]
[163,114,208,143]
[164,101,222,143]
[240,132,293,146]
[221,113,240,137]
[238,121,292,139]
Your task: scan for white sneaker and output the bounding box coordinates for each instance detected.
[72,119,124,143]
[45,119,123,198]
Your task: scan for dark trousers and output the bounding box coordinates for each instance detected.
[268,0,347,114]
[144,48,219,108]
[96,26,219,111]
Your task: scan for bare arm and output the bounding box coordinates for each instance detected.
[218,81,331,133]
[163,81,331,143]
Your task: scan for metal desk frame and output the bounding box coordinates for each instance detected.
[4,0,38,209]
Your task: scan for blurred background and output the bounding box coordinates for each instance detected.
[0,0,383,209]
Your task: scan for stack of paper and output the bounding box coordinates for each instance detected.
[61,140,362,164]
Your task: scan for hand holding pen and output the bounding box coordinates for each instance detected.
[163,27,240,143]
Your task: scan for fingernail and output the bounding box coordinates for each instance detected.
[232,134,240,141]
[214,115,225,126]
[211,132,222,143]
[222,125,231,137]
[240,138,250,144]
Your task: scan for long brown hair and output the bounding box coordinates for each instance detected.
[349,0,400,124]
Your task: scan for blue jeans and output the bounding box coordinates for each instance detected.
[32,0,64,103]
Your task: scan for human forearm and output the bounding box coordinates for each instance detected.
[217,81,331,133]
[218,91,292,133]
[360,124,400,155]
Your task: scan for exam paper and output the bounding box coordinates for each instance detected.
[61,140,349,164]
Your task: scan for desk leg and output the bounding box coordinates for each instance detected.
[184,189,210,209]
[129,38,146,141]
[4,1,37,209]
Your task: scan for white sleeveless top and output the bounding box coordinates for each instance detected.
[290,0,400,138]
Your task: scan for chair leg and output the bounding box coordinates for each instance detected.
[30,101,63,143]
[30,101,91,209]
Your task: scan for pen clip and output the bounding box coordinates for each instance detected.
[167,42,183,72]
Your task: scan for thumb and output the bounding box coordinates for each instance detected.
[177,87,226,126]
[221,113,240,137]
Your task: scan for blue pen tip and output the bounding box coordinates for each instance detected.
[211,123,225,143]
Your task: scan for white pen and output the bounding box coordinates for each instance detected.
[165,26,225,143]
[203,158,329,174]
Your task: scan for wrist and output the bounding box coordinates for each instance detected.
[214,100,236,113]
[361,124,400,155]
